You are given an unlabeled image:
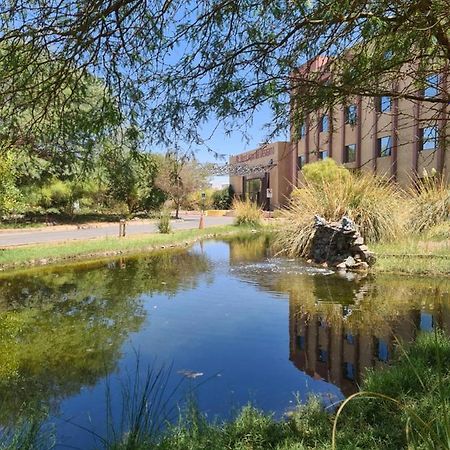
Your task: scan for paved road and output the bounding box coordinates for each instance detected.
[0,215,234,247]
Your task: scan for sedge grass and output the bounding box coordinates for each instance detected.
[277,170,406,258]
[232,199,263,227]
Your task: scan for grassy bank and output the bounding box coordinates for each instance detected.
[372,230,450,276]
[0,225,249,270]
[3,331,449,449]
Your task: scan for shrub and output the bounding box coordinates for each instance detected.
[302,159,351,185]
[408,174,449,233]
[157,209,172,233]
[277,169,405,257]
[233,198,263,227]
[212,185,234,210]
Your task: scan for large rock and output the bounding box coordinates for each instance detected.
[309,216,376,271]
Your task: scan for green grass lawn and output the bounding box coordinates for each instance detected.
[0,225,245,269]
[372,234,450,276]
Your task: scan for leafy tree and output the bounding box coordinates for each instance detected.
[0,152,22,216]
[212,185,235,210]
[102,141,166,214]
[155,150,210,219]
[0,1,448,144]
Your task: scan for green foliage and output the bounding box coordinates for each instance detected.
[0,152,23,216]
[302,159,350,185]
[157,209,172,234]
[233,198,263,227]
[212,185,234,210]
[278,170,405,257]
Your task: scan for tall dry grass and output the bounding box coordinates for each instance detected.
[408,175,449,233]
[232,198,263,227]
[277,170,406,257]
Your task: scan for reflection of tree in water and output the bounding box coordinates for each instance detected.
[228,233,273,264]
[0,248,210,424]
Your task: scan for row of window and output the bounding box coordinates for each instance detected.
[297,126,438,167]
[300,73,440,139]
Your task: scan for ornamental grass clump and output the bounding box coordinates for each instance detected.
[277,160,405,258]
[408,174,449,233]
[157,209,172,234]
[233,198,263,227]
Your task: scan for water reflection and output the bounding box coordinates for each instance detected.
[0,249,210,424]
[0,235,448,444]
[228,234,450,396]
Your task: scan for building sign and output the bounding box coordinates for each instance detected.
[235,146,274,163]
[266,188,273,198]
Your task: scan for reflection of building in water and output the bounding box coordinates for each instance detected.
[289,300,450,396]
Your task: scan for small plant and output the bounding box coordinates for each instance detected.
[232,198,263,227]
[157,209,172,233]
[408,173,449,233]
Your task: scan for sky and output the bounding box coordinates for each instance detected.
[192,103,289,188]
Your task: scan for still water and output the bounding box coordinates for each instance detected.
[0,235,449,448]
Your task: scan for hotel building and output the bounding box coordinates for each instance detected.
[230,58,449,208]
[293,57,450,187]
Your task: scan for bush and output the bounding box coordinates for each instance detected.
[212,186,234,210]
[302,159,351,185]
[277,169,405,257]
[408,174,449,233]
[233,198,263,227]
[157,209,172,233]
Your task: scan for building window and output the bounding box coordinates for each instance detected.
[296,335,305,350]
[424,74,439,98]
[420,312,434,332]
[345,104,357,125]
[343,362,355,380]
[376,339,389,362]
[319,114,329,133]
[344,332,355,345]
[377,136,392,157]
[318,150,328,160]
[299,123,306,139]
[318,348,328,363]
[376,96,391,113]
[344,144,356,163]
[298,154,305,170]
[419,126,438,151]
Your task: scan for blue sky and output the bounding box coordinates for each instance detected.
[192,103,288,187]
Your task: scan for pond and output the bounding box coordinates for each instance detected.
[0,235,449,448]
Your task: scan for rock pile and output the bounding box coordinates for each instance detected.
[309,215,376,271]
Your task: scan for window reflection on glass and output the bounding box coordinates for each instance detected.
[343,362,355,380]
[420,312,434,332]
[377,136,392,157]
[420,126,438,151]
[318,348,328,362]
[298,155,306,170]
[376,339,389,362]
[344,144,356,163]
[376,96,391,113]
[296,335,305,350]
[320,115,329,133]
[318,150,328,160]
[424,74,439,98]
[345,105,357,125]
[344,332,355,345]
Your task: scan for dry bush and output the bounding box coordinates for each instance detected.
[408,175,449,233]
[277,169,406,257]
[232,198,263,227]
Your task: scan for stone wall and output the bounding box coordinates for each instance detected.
[309,215,376,270]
